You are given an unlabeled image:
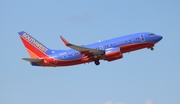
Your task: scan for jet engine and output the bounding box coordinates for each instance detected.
[105,47,123,62]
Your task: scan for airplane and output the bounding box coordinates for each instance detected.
[18,31,163,67]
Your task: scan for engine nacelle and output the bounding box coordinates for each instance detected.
[105,47,123,62]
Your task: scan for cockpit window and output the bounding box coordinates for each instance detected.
[149,33,155,36]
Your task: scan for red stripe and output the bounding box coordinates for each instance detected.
[20,36,49,58]
[26,48,39,58]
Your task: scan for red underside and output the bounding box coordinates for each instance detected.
[120,42,154,53]
[36,42,155,67]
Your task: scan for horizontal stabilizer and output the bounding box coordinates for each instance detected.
[22,58,43,62]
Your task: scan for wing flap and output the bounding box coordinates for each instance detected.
[60,36,105,56]
[22,58,43,62]
[69,44,104,55]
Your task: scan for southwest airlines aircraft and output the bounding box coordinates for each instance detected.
[18,31,162,67]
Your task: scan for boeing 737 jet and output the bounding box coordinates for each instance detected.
[18,31,162,67]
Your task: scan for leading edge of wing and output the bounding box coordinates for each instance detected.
[60,36,105,55]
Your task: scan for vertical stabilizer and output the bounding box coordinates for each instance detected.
[18,31,51,58]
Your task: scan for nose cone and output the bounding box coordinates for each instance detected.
[156,35,163,42]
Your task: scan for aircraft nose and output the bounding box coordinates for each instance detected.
[156,35,163,42]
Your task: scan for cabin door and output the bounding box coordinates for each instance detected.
[140,34,145,42]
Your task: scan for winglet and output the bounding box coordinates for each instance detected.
[60,36,71,46]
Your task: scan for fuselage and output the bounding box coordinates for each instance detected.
[30,32,162,66]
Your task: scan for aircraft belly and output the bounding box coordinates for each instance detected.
[120,42,155,53]
[37,58,93,67]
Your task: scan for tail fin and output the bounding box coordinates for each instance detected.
[18,31,51,58]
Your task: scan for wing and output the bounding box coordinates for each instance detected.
[22,58,43,62]
[60,36,105,57]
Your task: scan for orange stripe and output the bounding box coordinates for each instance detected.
[20,36,49,57]
[26,48,39,58]
[26,49,57,66]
